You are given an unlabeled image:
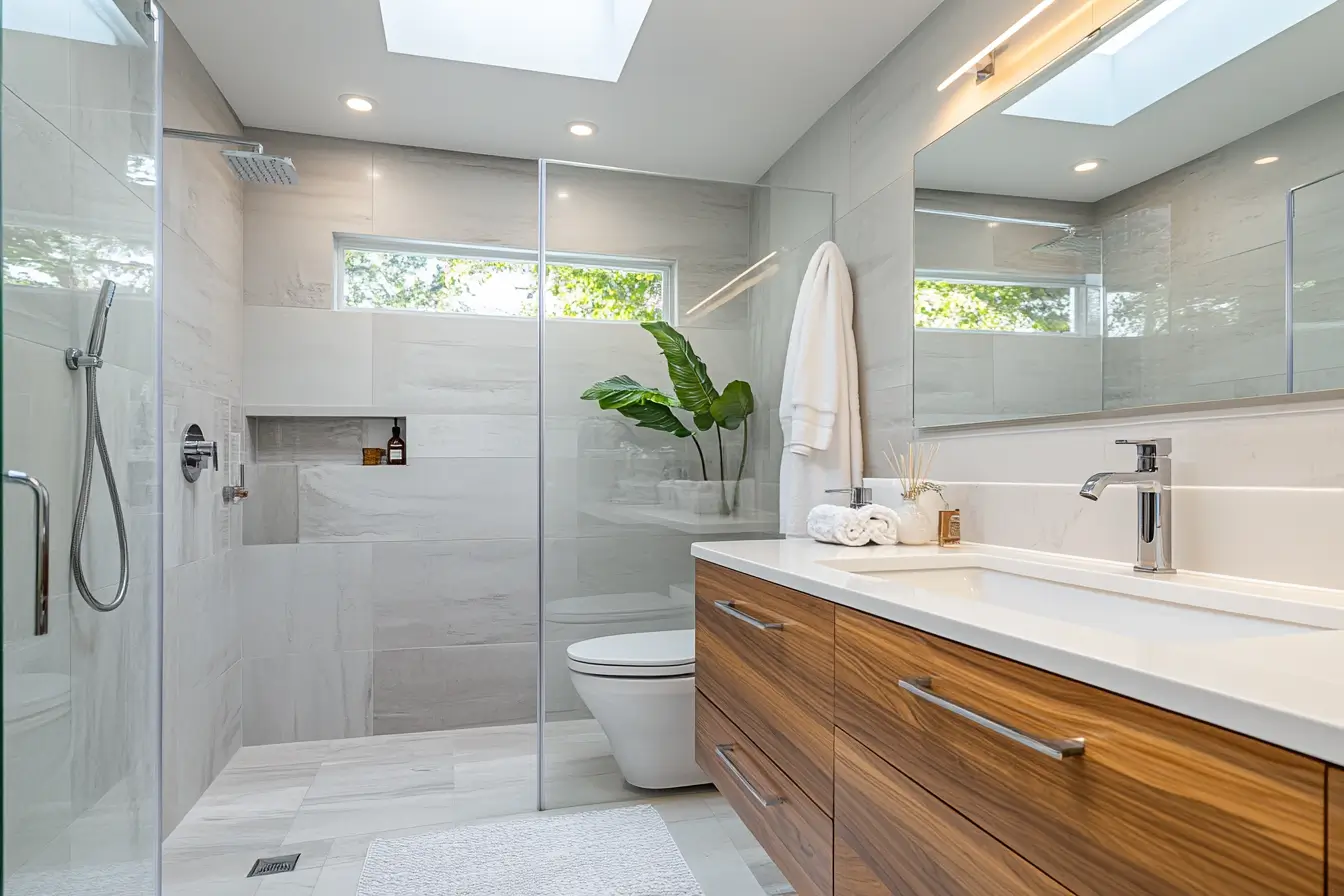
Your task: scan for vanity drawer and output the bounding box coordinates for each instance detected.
[695,560,835,814]
[835,729,1071,896]
[835,606,1327,896]
[695,690,832,896]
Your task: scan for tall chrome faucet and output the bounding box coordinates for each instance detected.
[1080,439,1175,574]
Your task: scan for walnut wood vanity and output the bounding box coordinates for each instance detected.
[694,559,1344,896]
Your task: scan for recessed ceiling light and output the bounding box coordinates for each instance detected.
[568,122,597,137]
[556,190,571,200]
[341,94,376,112]
[987,222,1000,228]
[1254,156,1280,165]
[1074,160,1101,173]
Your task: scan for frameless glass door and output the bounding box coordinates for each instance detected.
[3,0,163,892]
[538,160,832,809]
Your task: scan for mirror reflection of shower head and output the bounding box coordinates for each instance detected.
[163,128,299,185]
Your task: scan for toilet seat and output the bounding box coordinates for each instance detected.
[567,630,695,678]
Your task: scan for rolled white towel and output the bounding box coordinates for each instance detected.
[860,504,901,545]
[807,504,871,546]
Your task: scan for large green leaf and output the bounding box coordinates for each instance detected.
[641,322,719,428]
[614,402,693,439]
[581,375,679,411]
[710,380,755,430]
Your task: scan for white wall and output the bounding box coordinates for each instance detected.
[762,0,1344,590]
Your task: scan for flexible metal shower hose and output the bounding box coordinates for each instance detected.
[71,363,130,612]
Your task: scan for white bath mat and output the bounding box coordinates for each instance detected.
[357,804,706,896]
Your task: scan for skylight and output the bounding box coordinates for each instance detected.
[3,0,145,46]
[1004,0,1338,127]
[378,0,653,83]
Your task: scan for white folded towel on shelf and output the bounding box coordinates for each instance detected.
[806,504,870,547]
[862,504,901,545]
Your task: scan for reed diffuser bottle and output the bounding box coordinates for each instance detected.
[883,440,942,545]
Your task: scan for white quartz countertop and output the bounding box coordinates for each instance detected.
[691,539,1344,765]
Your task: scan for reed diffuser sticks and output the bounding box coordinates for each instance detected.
[883,440,940,500]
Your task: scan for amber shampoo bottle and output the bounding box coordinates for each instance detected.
[387,419,406,465]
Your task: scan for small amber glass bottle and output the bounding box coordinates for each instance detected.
[387,419,406,465]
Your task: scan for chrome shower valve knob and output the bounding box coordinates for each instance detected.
[181,423,218,483]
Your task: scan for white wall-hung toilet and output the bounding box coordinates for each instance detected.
[567,629,711,790]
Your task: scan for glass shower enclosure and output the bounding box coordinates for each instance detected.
[3,0,164,892]
[538,161,832,809]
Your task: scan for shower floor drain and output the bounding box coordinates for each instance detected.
[247,854,300,877]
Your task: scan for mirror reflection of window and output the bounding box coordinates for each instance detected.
[912,0,1344,427]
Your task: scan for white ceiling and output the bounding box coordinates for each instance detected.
[916,1,1344,202]
[161,0,946,184]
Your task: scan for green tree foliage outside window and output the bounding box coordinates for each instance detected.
[343,249,664,321]
[915,279,1074,333]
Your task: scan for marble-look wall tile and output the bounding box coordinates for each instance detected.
[242,651,372,746]
[160,13,247,831]
[170,552,241,692]
[406,414,537,459]
[243,130,375,308]
[174,661,243,826]
[238,543,374,658]
[244,306,374,409]
[297,459,536,543]
[371,539,537,650]
[242,463,299,546]
[368,643,537,735]
[371,144,537,248]
[371,313,537,415]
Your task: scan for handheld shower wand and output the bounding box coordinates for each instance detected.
[67,279,131,613]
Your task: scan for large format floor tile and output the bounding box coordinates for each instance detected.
[162,721,789,896]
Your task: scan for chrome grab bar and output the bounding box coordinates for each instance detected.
[5,471,51,636]
[714,745,785,808]
[898,676,1085,760]
[713,600,783,631]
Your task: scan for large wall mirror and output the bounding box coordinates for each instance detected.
[913,0,1344,427]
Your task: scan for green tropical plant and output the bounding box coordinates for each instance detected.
[581,323,756,513]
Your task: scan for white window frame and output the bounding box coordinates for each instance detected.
[914,269,1091,336]
[334,233,677,323]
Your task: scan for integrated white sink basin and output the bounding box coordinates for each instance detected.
[843,567,1326,644]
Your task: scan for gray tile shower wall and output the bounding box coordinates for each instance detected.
[160,15,247,833]
[233,135,767,747]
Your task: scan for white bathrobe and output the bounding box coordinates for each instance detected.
[778,241,863,537]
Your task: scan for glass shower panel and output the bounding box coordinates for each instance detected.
[538,161,831,809]
[3,0,163,892]
[1291,169,1344,393]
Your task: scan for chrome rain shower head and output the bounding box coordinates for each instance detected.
[222,150,299,185]
[163,128,300,186]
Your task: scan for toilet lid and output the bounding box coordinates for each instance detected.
[567,630,695,676]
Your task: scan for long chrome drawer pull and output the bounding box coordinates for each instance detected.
[713,600,784,631]
[5,471,51,636]
[898,676,1085,760]
[714,745,785,808]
